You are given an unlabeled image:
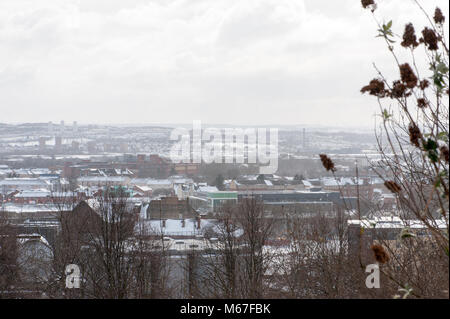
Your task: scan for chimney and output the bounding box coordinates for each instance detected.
[181,219,185,228]
[196,217,201,230]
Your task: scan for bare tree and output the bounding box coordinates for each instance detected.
[198,198,276,299]
[0,211,19,298]
[198,204,242,298]
[316,0,449,299]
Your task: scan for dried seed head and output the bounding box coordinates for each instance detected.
[371,244,390,264]
[434,7,445,24]
[417,98,428,108]
[390,81,409,98]
[319,154,336,173]
[361,79,386,97]
[420,27,439,51]
[408,123,422,147]
[384,181,402,193]
[401,23,419,48]
[399,63,418,89]
[361,0,376,11]
[419,79,429,90]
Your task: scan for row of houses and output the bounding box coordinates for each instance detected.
[62,155,199,179]
[0,166,59,179]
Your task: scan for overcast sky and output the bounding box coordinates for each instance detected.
[0,0,448,127]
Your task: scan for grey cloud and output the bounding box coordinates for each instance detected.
[0,0,448,127]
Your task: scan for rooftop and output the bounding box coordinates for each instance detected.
[348,217,448,229]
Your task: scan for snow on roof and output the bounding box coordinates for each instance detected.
[302,180,313,187]
[348,217,448,229]
[369,177,385,185]
[17,233,51,247]
[171,178,194,184]
[188,195,209,202]
[78,176,128,182]
[13,169,33,175]
[2,203,73,213]
[146,179,172,185]
[241,175,258,181]
[167,238,211,251]
[135,185,153,192]
[322,178,339,186]
[321,177,364,186]
[0,178,50,186]
[129,178,149,185]
[139,219,244,238]
[30,168,52,175]
[339,177,355,185]
[198,186,219,193]
[140,219,215,236]
[129,237,220,252]
[59,178,70,185]
[129,179,172,186]
[76,186,101,196]
[14,189,51,198]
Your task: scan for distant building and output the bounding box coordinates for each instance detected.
[12,189,51,204]
[139,219,215,238]
[190,188,238,213]
[120,142,128,153]
[347,217,448,255]
[237,190,342,205]
[39,137,46,152]
[0,178,52,193]
[132,185,153,197]
[87,141,97,153]
[130,178,173,192]
[11,190,82,204]
[14,220,61,248]
[77,176,130,187]
[263,201,335,217]
[48,121,53,135]
[72,141,80,152]
[17,234,53,284]
[137,154,171,178]
[147,196,194,220]
[170,176,195,199]
[229,174,305,192]
[55,136,62,152]
[173,163,199,176]
[0,202,73,219]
